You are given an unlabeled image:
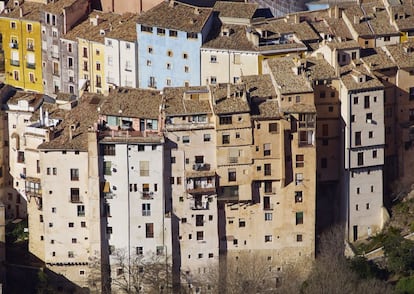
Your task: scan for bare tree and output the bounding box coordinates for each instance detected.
[110,249,172,294]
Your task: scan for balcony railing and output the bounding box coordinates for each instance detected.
[190,200,209,210]
[10,42,18,49]
[192,163,210,171]
[26,62,35,69]
[141,192,154,200]
[10,60,20,66]
[27,45,34,51]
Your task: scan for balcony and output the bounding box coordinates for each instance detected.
[27,45,34,51]
[9,42,18,49]
[192,163,210,171]
[10,60,20,66]
[190,196,210,210]
[26,62,35,69]
[263,204,274,211]
[25,177,42,197]
[141,191,154,200]
[186,172,216,195]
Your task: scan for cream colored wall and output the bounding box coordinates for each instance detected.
[201,49,259,85]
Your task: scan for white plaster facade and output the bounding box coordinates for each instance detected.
[104,38,138,90]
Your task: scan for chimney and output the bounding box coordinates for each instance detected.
[354,15,359,24]
[39,106,44,126]
[227,83,231,98]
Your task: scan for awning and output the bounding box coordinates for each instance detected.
[103,182,110,193]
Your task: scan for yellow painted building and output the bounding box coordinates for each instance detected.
[0,2,44,92]
[65,12,125,95]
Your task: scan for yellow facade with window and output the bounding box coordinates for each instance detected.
[0,16,43,92]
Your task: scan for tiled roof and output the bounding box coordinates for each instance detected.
[390,4,414,31]
[211,83,250,114]
[7,91,43,108]
[384,41,414,68]
[64,10,128,43]
[304,56,337,81]
[326,40,360,50]
[250,98,280,119]
[340,65,384,91]
[137,1,212,33]
[263,18,320,41]
[43,0,78,14]
[343,2,399,36]
[99,87,162,119]
[163,86,212,116]
[105,14,139,42]
[242,74,276,100]
[213,1,258,20]
[202,23,306,52]
[0,2,45,22]
[265,57,313,95]
[281,103,316,113]
[38,93,102,151]
[361,48,396,71]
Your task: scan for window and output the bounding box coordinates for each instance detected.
[11,22,16,29]
[157,28,165,35]
[264,181,273,193]
[297,234,303,242]
[410,87,414,100]
[141,25,153,33]
[102,144,115,155]
[72,238,77,244]
[136,247,143,255]
[239,218,246,227]
[53,168,57,175]
[210,76,217,84]
[169,30,177,37]
[269,123,278,133]
[146,223,154,238]
[320,91,326,98]
[228,169,236,182]
[373,150,377,158]
[17,151,25,163]
[68,251,74,258]
[222,134,230,144]
[182,136,190,143]
[210,55,217,63]
[103,161,112,175]
[264,196,271,210]
[364,96,370,109]
[183,53,188,59]
[166,63,171,70]
[187,32,198,39]
[142,203,151,216]
[321,158,327,169]
[355,132,361,146]
[70,188,80,203]
[69,222,74,228]
[366,113,372,121]
[83,47,88,58]
[265,213,272,221]
[96,62,101,71]
[70,168,79,181]
[295,191,303,203]
[219,116,232,125]
[357,152,364,166]
[369,131,373,138]
[68,43,72,52]
[295,173,303,185]
[265,235,272,242]
[148,46,153,54]
[296,212,304,225]
[184,66,189,73]
[296,155,304,168]
[328,106,334,112]
[264,164,271,176]
[140,161,149,176]
[203,134,211,142]
[196,231,204,240]
[264,143,271,156]
[366,203,370,210]
[351,115,355,122]
[353,97,358,104]
[196,215,204,226]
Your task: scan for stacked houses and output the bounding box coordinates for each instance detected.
[0,0,414,292]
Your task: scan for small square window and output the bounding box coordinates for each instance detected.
[297,234,303,242]
[265,235,272,242]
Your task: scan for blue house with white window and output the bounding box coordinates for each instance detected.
[136,1,213,89]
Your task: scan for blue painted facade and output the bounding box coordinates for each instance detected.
[137,15,213,89]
